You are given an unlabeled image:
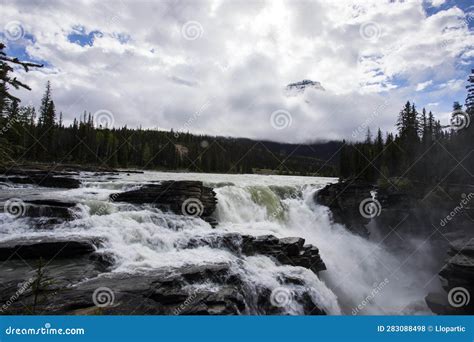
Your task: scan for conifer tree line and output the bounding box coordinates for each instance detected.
[340,70,474,186]
[0,81,338,175]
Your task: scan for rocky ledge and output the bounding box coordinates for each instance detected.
[315,179,375,236]
[110,181,218,226]
[185,233,326,274]
[0,236,101,261]
[316,178,472,239]
[426,239,474,315]
[0,199,80,229]
[0,165,82,189]
[0,232,328,315]
[0,262,327,315]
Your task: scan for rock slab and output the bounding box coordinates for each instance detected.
[110,181,217,225]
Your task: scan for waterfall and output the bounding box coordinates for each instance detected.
[214,183,432,315]
[0,172,432,315]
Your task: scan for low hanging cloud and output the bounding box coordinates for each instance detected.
[1,0,473,143]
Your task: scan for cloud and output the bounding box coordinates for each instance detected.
[437,78,465,91]
[0,0,472,142]
[416,80,433,91]
[430,0,447,8]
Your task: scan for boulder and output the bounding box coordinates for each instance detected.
[23,200,77,219]
[0,236,101,261]
[426,239,474,315]
[185,233,326,274]
[110,181,217,225]
[315,179,375,236]
[242,235,326,274]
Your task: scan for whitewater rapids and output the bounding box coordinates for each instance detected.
[0,171,432,315]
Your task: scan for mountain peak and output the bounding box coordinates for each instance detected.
[285,79,325,96]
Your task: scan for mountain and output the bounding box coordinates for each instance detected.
[285,79,325,96]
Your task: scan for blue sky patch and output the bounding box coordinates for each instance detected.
[67,25,103,47]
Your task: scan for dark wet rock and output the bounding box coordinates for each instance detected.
[242,235,326,274]
[0,261,327,315]
[425,292,451,315]
[0,175,80,189]
[315,179,375,236]
[0,228,328,315]
[426,239,474,315]
[110,181,217,225]
[185,233,326,274]
[315,179,472,240]
[0,264,247,315]
[0,236,101,261]
[22,200,78,220]
[440,240,474,291]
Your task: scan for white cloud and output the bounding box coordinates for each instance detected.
[437,78,465,91]
[416,80,433,91]
[1,0,472,142]
[430,0,447,8]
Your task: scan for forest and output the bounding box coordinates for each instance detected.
[340,70,474,187]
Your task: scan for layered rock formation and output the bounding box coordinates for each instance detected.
[317,179,473,315]
[315,179,375,236]
[0,232,328,315]
[0,236,101,261]
[110,181,218,226]
[185,233,326,274]
[426,239,474,315]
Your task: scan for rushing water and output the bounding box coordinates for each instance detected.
[0,171,433,315]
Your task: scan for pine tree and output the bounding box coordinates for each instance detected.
[365,127,372,144]
[38,81,52,127]
[466,69,474,113]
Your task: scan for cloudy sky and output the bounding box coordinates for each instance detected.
[1,0,473,143]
